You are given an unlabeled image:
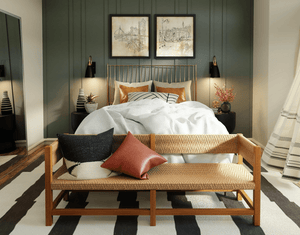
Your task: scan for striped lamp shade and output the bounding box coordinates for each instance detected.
[1,91,13,115]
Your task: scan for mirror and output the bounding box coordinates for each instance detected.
[0,11,27,171]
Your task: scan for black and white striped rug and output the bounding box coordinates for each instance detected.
[0,155,300,235]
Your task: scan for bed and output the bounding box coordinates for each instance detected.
[75,64,234,164]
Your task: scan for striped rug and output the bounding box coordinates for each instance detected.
[0,155,300,235]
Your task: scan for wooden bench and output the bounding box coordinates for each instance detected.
[45,134,261,226]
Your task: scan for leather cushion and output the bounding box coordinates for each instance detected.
[101,131,167,179]
[119,84,149,103]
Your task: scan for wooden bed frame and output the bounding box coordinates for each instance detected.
[106,64,197,105]
[45,134,261,227]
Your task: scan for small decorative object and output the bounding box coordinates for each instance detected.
[211,100,220,113]
[76,88,86,112]
[1,91,13,115]
[84,92,99,113]
[212,100,220,108]
[155,14,195,58]
[214,83,236,113]
[110,14,150,58]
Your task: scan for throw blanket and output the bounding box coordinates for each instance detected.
[76,99,228,135]
[76,99,233,163]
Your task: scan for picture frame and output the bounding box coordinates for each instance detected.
[155,14,195,59]
[110,14,150,58]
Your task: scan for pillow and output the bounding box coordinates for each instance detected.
[153,80,192,101]
[119,85,148,103]
[57,128,118,180]
[156,86,186,103]
[101,131,167,179]
[127,92,179,104]
[113,80,152,105]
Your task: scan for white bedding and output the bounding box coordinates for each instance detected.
[75,99,234,163]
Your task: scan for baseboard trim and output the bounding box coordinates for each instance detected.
[15,140,27,147]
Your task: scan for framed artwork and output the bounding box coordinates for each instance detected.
[155,14,195,59]
[110,14,150,58]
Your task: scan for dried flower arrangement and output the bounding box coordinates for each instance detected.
[86,93,99,104]
[214,83,236,103]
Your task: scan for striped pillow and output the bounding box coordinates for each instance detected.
[128,92,179,104]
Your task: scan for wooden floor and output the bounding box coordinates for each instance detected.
[0,144,45,187]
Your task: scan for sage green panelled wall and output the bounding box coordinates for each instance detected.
[43,0,253,138]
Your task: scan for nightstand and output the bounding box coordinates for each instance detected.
[71,111,89,132]
[0,114,16,153]
[215,112,236,134]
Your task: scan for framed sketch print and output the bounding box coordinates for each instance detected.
[155,14,195,59]
[110,14,150,58]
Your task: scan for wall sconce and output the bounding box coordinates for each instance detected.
[0,65,5,79]
[85,56,96,78]
[209,56,220,78]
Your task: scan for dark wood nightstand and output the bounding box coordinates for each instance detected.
[0,114,16,153]
[215,112,236,134]
[71,112,89,132]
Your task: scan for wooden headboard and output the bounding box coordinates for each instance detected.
[106,64,197,105]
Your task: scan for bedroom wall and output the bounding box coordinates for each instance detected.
[253,0,300,146]
[0,0,43,149]
[43,0,253,138]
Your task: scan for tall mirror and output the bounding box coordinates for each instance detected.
[0,11,27,170]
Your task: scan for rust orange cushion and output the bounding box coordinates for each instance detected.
[156,86,186,103]
[101,131,167,179]
[119,85,149,103]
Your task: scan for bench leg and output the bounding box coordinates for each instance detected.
[63,190,69,201]
[253,189,261,226]
[45,188,53,226]
[236,190,242,201]
[150,190,156,226]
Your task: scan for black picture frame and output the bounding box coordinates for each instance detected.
[155,14,195,59]
[110,14,151,59]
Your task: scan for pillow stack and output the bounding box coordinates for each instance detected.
[57,130,166,180]
[57,128,118,180]
[112,80,192,104]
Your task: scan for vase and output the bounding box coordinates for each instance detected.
[221,101,231,113]
[84,103,98,113]
[76,88,86,112]
[1,91,13,115]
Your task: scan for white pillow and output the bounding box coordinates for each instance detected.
[58,159,120,180]
[161,154,185,163]
[113,80,153,105]
[183,154,235,163]
[128,92,179,104]
[153,80,192,101]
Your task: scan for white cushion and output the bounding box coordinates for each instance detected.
[128,92,179,104]
[113,80,153,105]
[183,154,235,163]
[153,80,192,101]
[58,159,120,180]
[161,154,185,163]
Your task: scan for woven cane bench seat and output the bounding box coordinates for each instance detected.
[51,163,255,191]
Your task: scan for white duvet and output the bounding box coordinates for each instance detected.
[76,99,234,163]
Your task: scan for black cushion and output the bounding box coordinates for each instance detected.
[57,128,114,163]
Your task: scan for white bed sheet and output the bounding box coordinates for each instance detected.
[75,99,234,163]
